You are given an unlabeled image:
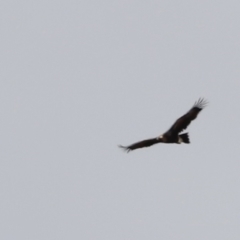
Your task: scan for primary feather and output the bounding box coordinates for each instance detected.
[119,138,161,152]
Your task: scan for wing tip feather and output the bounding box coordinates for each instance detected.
[193,98,208,109]
[118,145,131,153]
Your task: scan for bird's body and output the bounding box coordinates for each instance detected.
[119,98,207,152]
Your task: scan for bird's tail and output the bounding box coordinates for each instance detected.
[179,133,190,144]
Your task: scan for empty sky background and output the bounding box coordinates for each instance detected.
[1,0,240,239]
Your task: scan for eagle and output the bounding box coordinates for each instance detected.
[119,98,207,152]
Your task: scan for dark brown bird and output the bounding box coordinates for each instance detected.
[119,98,207,152]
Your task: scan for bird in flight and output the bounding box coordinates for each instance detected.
[119,98,208,152]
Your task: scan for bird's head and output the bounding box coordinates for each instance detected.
[157,135,163,140]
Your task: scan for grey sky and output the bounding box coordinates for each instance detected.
[0,0,240,239]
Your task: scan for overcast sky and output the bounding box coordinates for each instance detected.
[1,0,240,239]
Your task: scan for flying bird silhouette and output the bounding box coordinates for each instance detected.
[119,98,207,152]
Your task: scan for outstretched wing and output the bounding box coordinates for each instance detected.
[119,138,161,152]
[168,98,208,134]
